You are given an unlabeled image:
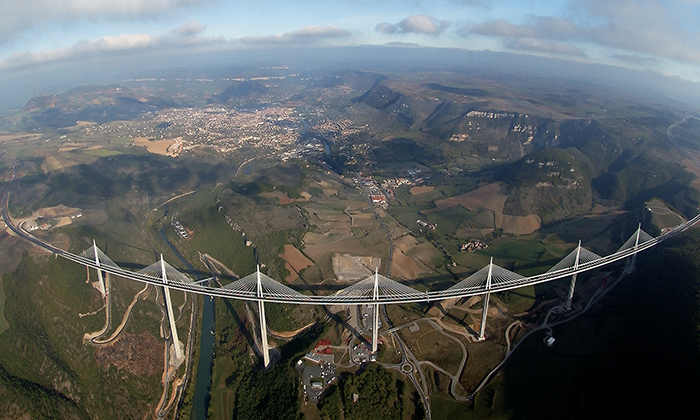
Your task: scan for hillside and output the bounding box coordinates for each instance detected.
[0,254,163,419]
[500,148,597,223]
[18,85,178,129]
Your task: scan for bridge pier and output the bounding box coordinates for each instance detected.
[478,258,494,341]
[256,266,270,368]
[565,241,582,311]
[161,255,183,362]
[92,240,106,297]
[372,269,379,353]
[628,224,642,273]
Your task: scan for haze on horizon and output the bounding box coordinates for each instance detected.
[1,0,700,111]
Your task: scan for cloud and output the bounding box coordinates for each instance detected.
[467,17,577,40]
[384,42,421,48]
[462,2,700,65]
[0,0,211,44]
[609,54,663,66]
[505,38,587,57]
[375,23,398,34]
[1,26,225,71]
[3,34,156,69]
[170,20,206,37]
[376,14,451,35]
[240,25,352,44]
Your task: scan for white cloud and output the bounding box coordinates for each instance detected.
[3,34,155,69]
[376,14,451,35]
[170,20,207,37]
[610,54,663,66]
[240,26,352,44]
[463,1,700,65]
[375,23,398,34]
[505,38,587,57]
[0,0,211,44]
[1,26,225,70]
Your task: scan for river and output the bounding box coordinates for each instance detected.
[159,226,216,420]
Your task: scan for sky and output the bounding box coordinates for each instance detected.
[1,0,700,83]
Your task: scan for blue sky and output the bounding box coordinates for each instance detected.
[1,0,700,81]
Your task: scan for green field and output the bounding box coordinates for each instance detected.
[84,148,123,157]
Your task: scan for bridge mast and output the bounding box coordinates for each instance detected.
[478,258,493,341]
[161,254,183,362]
[565,241,582,311]
[372,268,380,353]
[628,223,642,273]
[257,266,270,368]
[92,240,106,297]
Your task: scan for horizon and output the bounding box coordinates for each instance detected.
[2,0,700,112]
[2,45,700,115]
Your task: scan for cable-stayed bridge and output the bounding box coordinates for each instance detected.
[6,220,684,306]
[3,149,700,367]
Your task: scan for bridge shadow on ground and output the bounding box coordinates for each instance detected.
[220,296,259,358]
[434,301,478,336]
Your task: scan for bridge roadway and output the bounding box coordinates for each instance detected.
[3,149,700,305]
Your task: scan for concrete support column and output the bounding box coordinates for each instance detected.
[257,266,270,368]
[565,241,581,311]
[92,240,106,297]
[479,258,493,341]
[629,223,641,272]
[372,269,379,353]
[161,254,183,361]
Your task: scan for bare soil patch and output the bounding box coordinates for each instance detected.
[501,214,541,235]
[53,217,73,228]
[390,235,433,280]
[259,191,311,205]
[133,137,176,156]
[41,155,64,173]
[390,250,424,280]
[94,332,163,376]
[202,253,239,279]
[410,186,435,195]
[0,133,42,144]
[279,245,314,282]
[332,254,380,281]
[303,236,367,262]
[35,204,81,218]
[269,322,315,338]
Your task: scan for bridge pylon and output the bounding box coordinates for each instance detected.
[565,241,582,311]
[256,266,270,368]
[160,254,183,363]
[478,258,494,341]
[92,240,106,297]
[628,224,642,273]
[372,269,380,353]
